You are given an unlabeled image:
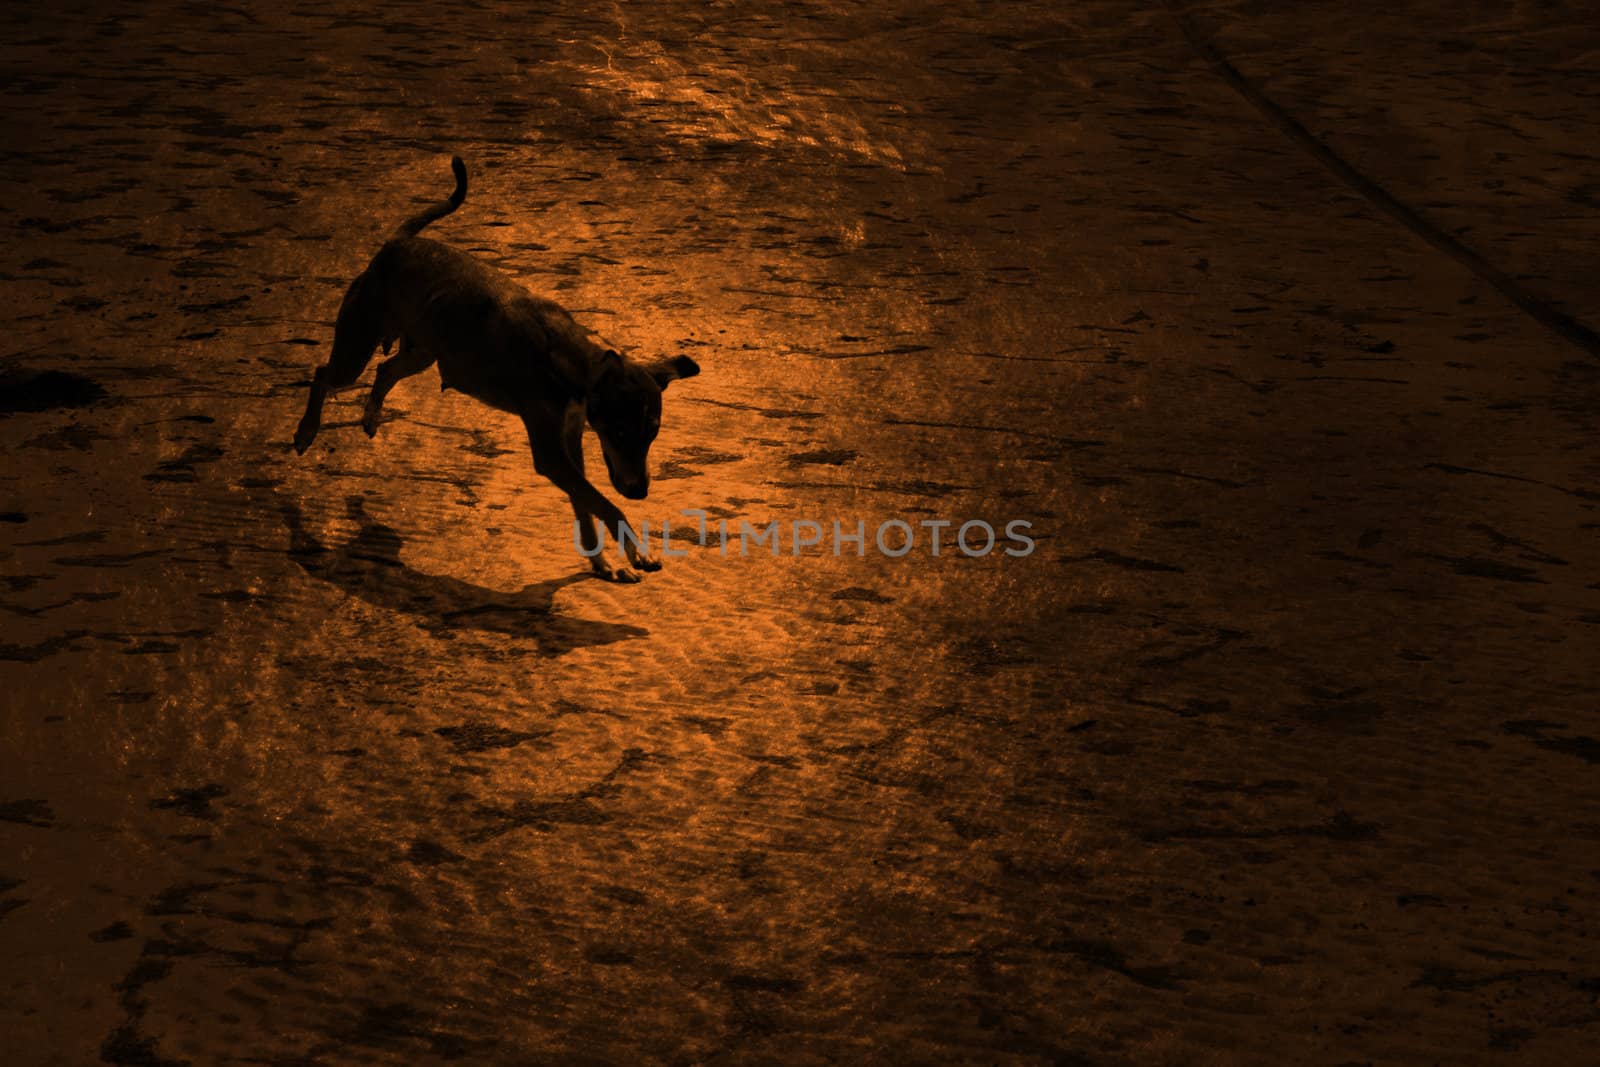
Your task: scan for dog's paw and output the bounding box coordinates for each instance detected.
[590,556,643,584]
[632,551,663,572]
[361,414,379,439]
[292,427,315,455]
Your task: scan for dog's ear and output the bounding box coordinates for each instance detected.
[593,349,625,388]
[648,354,700,391]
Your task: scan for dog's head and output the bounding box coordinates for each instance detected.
[587,351,700,500]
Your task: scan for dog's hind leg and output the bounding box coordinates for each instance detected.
[362,336,437,438]
[294,270,384,454]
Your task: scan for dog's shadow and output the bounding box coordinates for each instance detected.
[279,495,646,656]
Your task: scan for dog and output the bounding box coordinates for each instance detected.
[292,156,699,583]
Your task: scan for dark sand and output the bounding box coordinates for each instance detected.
[3,2,1599,1063]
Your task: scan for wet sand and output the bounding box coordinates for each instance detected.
[3,1,1599,1063]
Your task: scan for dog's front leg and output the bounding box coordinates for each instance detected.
[525,416,650,583]
[560,412,607,566]
[571,488,650,584]
[579,487,661,574]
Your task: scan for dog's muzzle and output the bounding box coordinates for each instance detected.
[601,446,650,500]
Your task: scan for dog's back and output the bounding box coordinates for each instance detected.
[367,235,600,402]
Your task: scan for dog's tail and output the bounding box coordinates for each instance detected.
[391,156,468,239]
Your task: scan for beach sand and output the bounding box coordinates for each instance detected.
[3,2,1599,1062]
